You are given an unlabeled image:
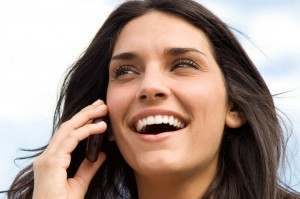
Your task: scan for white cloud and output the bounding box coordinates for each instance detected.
[0,0,115,121]
[245,9,300,69]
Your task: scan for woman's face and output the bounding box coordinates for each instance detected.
[107,11,232,178]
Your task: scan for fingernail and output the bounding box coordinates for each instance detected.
[92,99,101,105]
[97,121,106,127]
[96,104,105,109]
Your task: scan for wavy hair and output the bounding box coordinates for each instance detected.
[5,0,300,198]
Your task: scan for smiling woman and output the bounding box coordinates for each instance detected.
[107,13,238,195]
[3,0,300,199]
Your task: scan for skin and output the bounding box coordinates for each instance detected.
[32,11,244,199]
[107,11,244,199]
[32,100,108,199]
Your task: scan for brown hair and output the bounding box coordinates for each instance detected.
[4,0,300,198]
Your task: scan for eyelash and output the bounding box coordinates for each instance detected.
[112,59,200,79]
[172,59,200,70]
[112,65,136,79]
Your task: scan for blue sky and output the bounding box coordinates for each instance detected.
[0,0,299,197]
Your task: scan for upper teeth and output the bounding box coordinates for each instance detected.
[135,115,185,133]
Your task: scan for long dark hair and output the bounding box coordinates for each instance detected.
[5,0,300,198]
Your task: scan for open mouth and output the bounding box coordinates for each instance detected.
[134,115,186,135]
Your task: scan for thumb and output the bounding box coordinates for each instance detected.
[68,152,106,198]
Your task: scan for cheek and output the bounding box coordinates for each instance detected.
[106,85,135,131]
[181,82,227,167]
[107,86,124,127]
[178,78,228,117]
[179,77,228,140]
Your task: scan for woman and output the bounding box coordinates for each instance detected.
[5,0,300,198]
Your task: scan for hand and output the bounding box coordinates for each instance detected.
[32,100,108,199]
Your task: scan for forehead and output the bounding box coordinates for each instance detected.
[112,11,214,57]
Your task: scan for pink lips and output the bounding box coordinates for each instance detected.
[134,128,184,142]
[131,109,187,127]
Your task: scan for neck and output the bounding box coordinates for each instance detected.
[135,165,216,199]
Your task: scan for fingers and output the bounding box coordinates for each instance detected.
[32,100,108,199]
[49,100,108,150]
[64,99,108,130]
[56,121,107,154]
[39,99,108,169]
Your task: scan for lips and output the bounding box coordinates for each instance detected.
[132,112,187,134]
[135,115,185,133]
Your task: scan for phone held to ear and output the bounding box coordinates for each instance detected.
[85,118,104,162]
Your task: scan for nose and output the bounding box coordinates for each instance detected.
[136,70,171,102]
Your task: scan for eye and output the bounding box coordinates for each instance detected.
[172,59,200,70]
[171,59,200,71]
[112,65,138,79]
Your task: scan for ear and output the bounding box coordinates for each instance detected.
[225,103,247,128]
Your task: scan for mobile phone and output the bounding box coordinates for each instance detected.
[85,118,104,162]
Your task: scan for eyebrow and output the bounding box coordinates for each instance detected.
[110,47,206,61]
[111,52,137,61]
[164,47,206,57]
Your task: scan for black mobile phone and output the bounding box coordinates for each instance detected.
[85,118,104,162]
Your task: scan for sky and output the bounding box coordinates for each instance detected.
[0,0,299,196]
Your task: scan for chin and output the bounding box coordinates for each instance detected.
[131,152,186,176]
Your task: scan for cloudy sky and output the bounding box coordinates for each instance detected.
[0,0,299,196]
